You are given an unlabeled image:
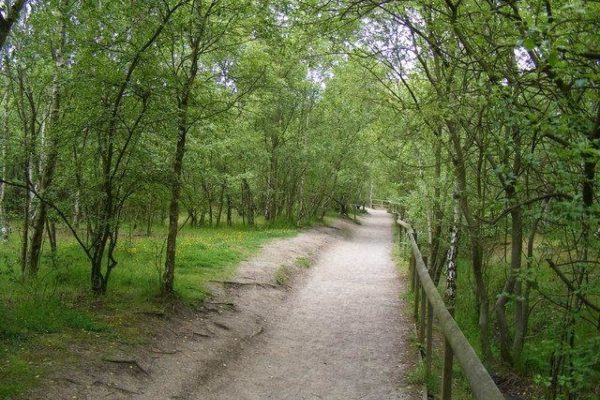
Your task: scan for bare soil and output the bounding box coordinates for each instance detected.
[34,210,421,400]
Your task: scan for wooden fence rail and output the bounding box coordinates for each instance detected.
[379,201,504,400]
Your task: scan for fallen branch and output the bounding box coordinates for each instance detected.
[51,377,80,385]
[203,301,236,313]
[213,321,231,331]
[204,301,235,307]
[148,348,180,355]
[93,380,140,395]
[209,280,278,289]
[192,331,212,338]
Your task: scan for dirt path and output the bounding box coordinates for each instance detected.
[184,209,420,400]
[38,210,420,400]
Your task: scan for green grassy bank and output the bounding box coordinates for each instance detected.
[0,221,297,399]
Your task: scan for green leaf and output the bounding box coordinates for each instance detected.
[523,37,536,50]
[547,50,560,67]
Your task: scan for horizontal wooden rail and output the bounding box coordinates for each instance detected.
[396,218,504,400]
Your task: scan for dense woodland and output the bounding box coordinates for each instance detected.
[0,1,599,399]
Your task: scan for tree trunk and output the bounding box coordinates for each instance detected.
[201,178,214,226]
[20,181,30,275]
[188,208,197,227]
[91,255,104,294]
[264,134,278,221]
[226,192,232,226]
[495,125,524,365]
[445,195,461,303]
[146,203,153,235]
[163,118,187,293]
[45,216,57,256]
[215,181,225,227]
[448,120,491,361]
[442,195,461,400]
[495,203,522,365]
[26,0,66,276]
[430,131,445,284]
[264,171,274,221]
[199,207,206,226]
[101,231,119,294]
[242,178,255,226]
[18,68,34,276]
[472,237,491,361]
[27,104,61,274]
[72,189,81,228]
[163,31,200,294]
[0,58,9,241]
[512,201,546,359]
[297,170,306,224]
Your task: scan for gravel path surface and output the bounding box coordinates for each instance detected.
[188,209,420,400]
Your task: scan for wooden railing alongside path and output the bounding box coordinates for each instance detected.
[375,200,504,400]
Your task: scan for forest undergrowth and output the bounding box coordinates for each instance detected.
[394,226,600,400]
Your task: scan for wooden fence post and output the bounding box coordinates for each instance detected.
[409,255,415,292]
[426,299,434,381]
[441,307,455,400]
[418,256,428,344]
[413,265,420,320]
[412,231,420,320]
[409,241,415,292]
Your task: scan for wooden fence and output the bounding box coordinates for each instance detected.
[378,200,505,400]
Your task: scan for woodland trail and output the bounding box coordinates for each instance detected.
[34,210,421,400]
[187,209,420,400]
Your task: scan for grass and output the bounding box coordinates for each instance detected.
[295,256,311,269]
[274,266,289,286]
[406,361,440,394]
[0,220,298,399]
